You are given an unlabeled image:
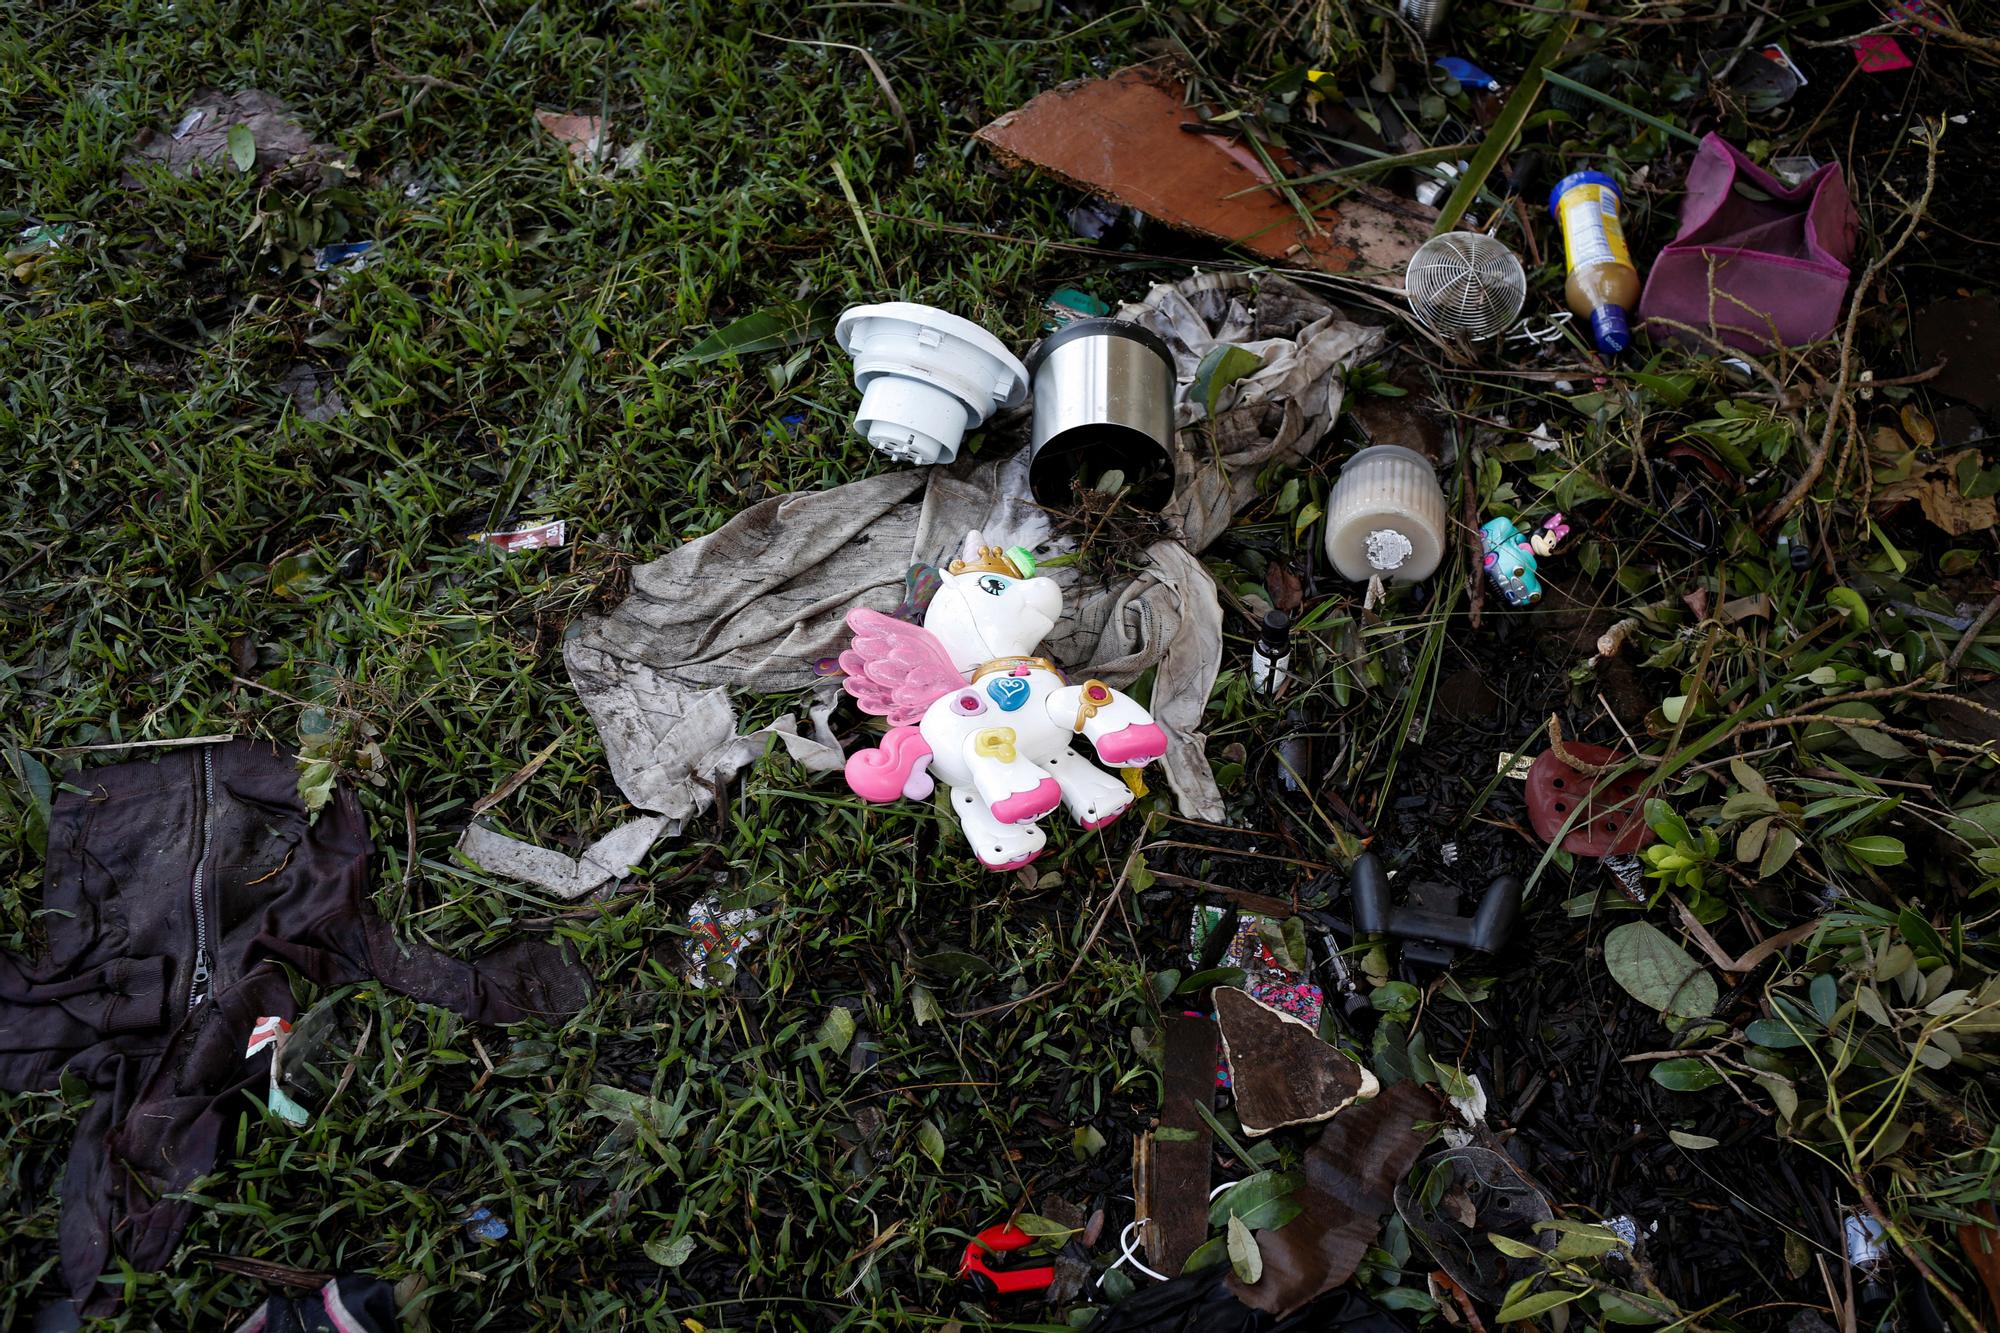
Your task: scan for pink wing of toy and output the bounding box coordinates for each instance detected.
[839,608,966,726]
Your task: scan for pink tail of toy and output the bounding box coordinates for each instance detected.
[846,726,935,803]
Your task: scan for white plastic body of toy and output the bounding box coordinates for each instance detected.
[841,532,1168,870]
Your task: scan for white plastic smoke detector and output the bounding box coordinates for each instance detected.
[836,302,1030,466]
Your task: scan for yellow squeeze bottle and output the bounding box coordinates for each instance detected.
[1549,169,1641,355]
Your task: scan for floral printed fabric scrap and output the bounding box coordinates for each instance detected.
[1187,907,1324,1086]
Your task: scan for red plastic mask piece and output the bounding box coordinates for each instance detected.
[1524,744,1656,857]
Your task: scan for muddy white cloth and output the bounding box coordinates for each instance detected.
[462,273,1381,896]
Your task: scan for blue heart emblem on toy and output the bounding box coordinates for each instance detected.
[987,676,1031,712]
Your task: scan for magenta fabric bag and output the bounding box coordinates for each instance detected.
[1639,133,1859,351]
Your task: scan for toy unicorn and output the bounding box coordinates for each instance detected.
[840,533,1168,870]
[1480,512,1569,607]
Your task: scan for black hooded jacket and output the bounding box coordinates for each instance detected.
[0,739,587,1313]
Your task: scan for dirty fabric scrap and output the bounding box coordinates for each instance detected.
[0,740,587,1314]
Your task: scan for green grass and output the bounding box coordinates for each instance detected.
[6,1,2000,1330]
[0,2,1179,1326]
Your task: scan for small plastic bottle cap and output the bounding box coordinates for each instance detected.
[1591,304,1632,355]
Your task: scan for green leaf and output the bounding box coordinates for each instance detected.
[1744,1019,1805,1049]
[1630,371,1694,407]
[1209,1171,1303,1232]
[1291,500,1323,541]
[1719,791,1780,820]
[1600,1292,1673,1324]
[643,1232,696,1267]
[673,300,840,368]
[1837,722,1911,760]
[1485,1232,1548,1260]
[918,1118,945,1167]
[1897,908,1946,962]
[1072,1124,1105,1161]
[913,948,995,980]
[1603,922,1719,1018]
[817,1006,856,1054]
[1495,1289,1582,1322]
[1825,586,1871,629]
[4,746,52,830]
[1650,1057,1724,1092]
[1192,344,1264,417]
[1810,973,1839,1024]
[1758,826,1799,877]
[1370,980,1421,1018]
[1844,835,1906,867]
[1176,967,1247,994]
[1644,799,1691,847]
[1736,816,1772,865]
[1013,1214,1080,1241]
[1668,1129,1719,1149]
[297,757,337,816]
[1948,801,2000,847]
[1182,1233,1228,1274]
[1536,1219,1626,1260]
[1227,1215,1262,1285]
[1757,1074,1799,1124]
[911,984,942,1027]
[1434,1061,1478,1103]
[227,122,256,173]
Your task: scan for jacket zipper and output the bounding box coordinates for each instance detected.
[188,746,216,1011]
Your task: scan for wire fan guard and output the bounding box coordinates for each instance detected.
[1404,231,1527,341]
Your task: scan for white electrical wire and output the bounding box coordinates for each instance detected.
[1096,1181,1247,1287]
[1506,310,1575,345]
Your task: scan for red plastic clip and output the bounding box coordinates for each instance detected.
[958,1222,1056,1298]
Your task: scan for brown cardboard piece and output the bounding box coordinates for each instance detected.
[975,65,1433,278]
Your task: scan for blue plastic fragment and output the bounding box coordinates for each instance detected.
[1435,57,1502,91]
[313,241,377,272]
[463,1206,509,1242]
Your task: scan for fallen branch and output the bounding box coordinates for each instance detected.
[1759,120,1943,533]
[1727,711,1994,757]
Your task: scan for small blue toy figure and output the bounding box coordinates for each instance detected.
[1481,512,1570,606]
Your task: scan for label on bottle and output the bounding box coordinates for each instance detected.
[1558,184,1632,272]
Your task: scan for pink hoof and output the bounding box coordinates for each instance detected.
[1081,806,1128,831]
[1096,723,1167,767]
[992,777,1062,825]
[978,848,1043,872]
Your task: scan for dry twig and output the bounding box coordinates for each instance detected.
[1759,122,1944,533]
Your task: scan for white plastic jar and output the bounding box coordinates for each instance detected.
[1323,445,1448,584]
